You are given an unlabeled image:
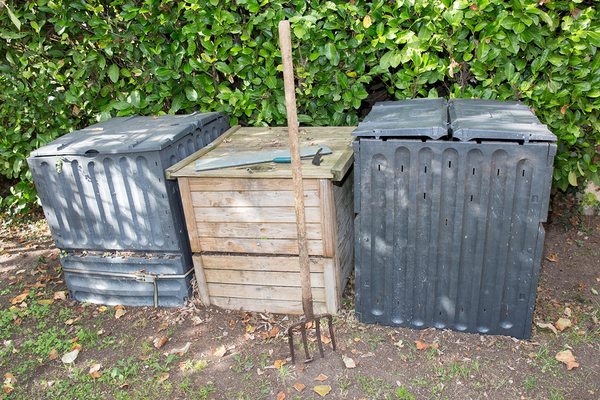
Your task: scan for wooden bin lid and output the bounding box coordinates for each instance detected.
[166,125,355,181]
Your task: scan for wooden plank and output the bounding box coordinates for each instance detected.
[196,222,323,240]
[192,255,211,306]
[178,177,201,252]
[198,237,324,255]
[194,206,321,224]
[319,179,335,258]
[189,178,318,192]
[204,269,325,287]
[322,259,339,314]
[202,255,327,273]
[330,145,354,182]
[206,283,326,302]
[166,125,241,179]
[191,190,320,208]
[209,297,327,315]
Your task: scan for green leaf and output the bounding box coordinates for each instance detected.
[568,170,578,187]
[324,43,338,63]
[171,94,185,113]
[108,64,119,83]
[130,90,141,108]
[6,6,21,31]
[264,76,277,89]
[185,87,198,102]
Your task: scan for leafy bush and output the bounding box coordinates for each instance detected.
[0,0,598,210]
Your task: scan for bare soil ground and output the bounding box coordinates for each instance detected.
[0,202,599,400]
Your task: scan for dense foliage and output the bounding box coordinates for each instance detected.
[0,0,599,212]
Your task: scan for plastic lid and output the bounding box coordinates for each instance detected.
[30,112,223,157]
[448,99,556,142]
[352,98,448,139]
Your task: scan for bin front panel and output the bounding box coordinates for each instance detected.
[355,139,555,339]
[28,116,229,252]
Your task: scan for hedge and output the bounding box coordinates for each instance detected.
[0,0,599,213]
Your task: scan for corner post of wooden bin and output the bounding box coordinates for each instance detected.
[178,177,201,253]
[319,179,340,314]
[192,255,211,306]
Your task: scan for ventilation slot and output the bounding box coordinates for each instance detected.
[401,165,404,172]
[448,161,452,168]
[497,169,500,176]
[424,166,427,173]
[472,167,475,175]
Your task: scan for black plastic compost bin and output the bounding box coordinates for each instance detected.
[353,98,557,339]
[28,112,229,306]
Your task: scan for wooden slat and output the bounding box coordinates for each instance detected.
[194,206,321,223]
[189,178,318,192]
[322,259,339,314]
[192,255,211,306]
[166,125,241,179]
[191,190,320,208]
[209,297,327,315]
[206,283,326,302]
[201,255,327,273]
[179,177,201,252]
[319,179,335,258]
[204,269,325,287]
[198,237,324,255]
[196,222,323,240]
[330,145,354,182]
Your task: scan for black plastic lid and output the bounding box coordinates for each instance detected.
[448,99,556,142]
[352,98,448,139]
[30,112,223,157]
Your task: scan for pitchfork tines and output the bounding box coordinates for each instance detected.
[287,313,336,364]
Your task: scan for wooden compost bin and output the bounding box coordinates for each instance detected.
[166,125,355,314]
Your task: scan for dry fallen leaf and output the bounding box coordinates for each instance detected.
[5,374,16,384]
[211,345,226,358]
[90,371,100,379]
[71,343,82,351]
[10,291,29,305]
[314,385,332,397]
[53,291,67,300]
[546,253,559,262]
[49,349,58,360]
[321,335,331,344]
[564,307,572,318]
[115,309,127,319]
[98,306,108,313]
[556,318,572,331]
[536,321,558,335]
[89,363,102,374]
[314,374,328,381]
[169,342,191,356]
[158,323,168,332]
[293,382,306,392]
[38,299,54,306]
[268,327,279,338]
[556,350,579,370]
[415,340,438,351]
[192,316,203,325]
[61,349,79,364]
[246,325,256,333]
[342,355,356,369]
[119,383,129,389]
[157,372,169,383]
[154,336,168,349]
[277,391,286,400]
[274,359,286,369]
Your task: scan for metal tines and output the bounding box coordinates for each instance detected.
[287,313,336,364]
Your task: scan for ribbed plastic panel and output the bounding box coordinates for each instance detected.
[62,253,192,307]
[28,113,229,252]
[354,139,556,339]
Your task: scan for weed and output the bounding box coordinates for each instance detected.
[523,375,538,391]
[277,364,293,386]
[357,373,392,398]
[394,384,415,399]
[232,353,254,373]
[182,358,209,372]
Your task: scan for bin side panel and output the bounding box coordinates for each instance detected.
[28,116,229,253]
[355,140,553,339]
[62,253,192,307]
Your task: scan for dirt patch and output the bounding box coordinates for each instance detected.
[0,210,598,400]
